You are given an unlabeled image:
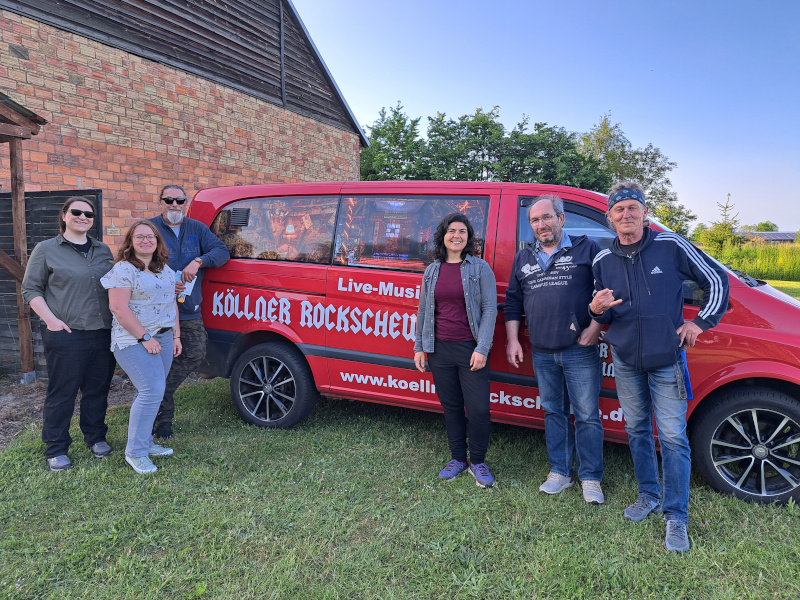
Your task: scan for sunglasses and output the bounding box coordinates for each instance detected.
[161,197,187,205]
[68,208,95,218]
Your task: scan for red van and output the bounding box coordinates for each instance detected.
[188,182,800,504]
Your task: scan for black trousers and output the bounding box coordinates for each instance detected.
[427,339,491,464]
[40,325,115,457]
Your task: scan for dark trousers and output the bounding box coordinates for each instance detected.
[427,339,491,464]
[40,325,115,457]
[154,317,207,429]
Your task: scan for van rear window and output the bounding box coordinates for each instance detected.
[334,196,490,272]
[210,196,338,264]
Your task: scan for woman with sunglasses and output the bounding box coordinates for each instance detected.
[101,221,182,474]
[22,197,116,471]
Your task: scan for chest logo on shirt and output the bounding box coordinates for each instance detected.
[554,255,574,264]
[521,263,541,276]
[651,266,663,274]
[188,234,198,243]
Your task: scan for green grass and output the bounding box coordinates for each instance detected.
[766,279,800,299]
[2,381,800,599]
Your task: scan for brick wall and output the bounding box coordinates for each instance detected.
[0,10,361,248]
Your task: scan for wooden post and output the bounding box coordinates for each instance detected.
[9,137,35,382]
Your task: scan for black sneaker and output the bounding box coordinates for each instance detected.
[153,422,173,439]
[47,455,73,471]
[90,441,113,458]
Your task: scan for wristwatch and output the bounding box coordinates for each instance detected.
[138,333,152,343]
[194,257,203,267]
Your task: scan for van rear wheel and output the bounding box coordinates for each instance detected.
[230,342,317,429]
[691,387,800,504]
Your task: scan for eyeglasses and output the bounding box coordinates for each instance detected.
[161,197,186,205]
[133,234,157,242]
[68,209,95,218]
[529,214,558,226]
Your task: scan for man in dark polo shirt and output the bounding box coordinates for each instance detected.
[149,184,229,438]
[505,194,605,504]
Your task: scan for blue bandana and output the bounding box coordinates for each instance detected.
[608,187,647,209]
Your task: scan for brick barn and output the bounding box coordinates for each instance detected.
[0,0,366,377]
[0,0,367,248]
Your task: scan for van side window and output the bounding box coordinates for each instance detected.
[334,195,490,272]
[210,196,339,264]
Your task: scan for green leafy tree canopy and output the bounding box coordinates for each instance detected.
[578,113,696,236]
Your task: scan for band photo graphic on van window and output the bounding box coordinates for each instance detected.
[334,195,489,272]
[210,194,490,272]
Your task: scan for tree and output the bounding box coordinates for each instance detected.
[690,222,708,243]
[496,118,611,190]
[699,194,742,253]
[422,108,507,181]
[360,103,425,181]
[755,221,779,232]
[578,113,696,235]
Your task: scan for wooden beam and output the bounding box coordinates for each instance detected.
[0,123,32,139]
[0,248,24,281]
[9,137,35,377]
[0,102,40,134]
[279,0,286,106]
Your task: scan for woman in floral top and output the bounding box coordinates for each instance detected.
[101,220,182,474]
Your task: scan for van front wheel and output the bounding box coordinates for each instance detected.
[691,387,800,504]
[229,342,318,429]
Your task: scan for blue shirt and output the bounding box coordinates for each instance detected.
[534,233,572,271]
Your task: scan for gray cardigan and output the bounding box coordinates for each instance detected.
[413,254,497,356]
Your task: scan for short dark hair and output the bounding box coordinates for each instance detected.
[59,196,97,234]
[433,213,475,262]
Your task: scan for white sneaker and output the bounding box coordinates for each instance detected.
[582,480,605,504]
[539,471,574,494]
[126,455,157,474]
[148,444,174,456]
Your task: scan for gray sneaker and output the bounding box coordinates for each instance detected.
[623,496,662,522]
[581,480,605,504]
[126,455,158,474]
[91,441,113,458]
[148,444,173,457]
[47,455,73,471]
[539,471,574,494]
[664,520,690,552]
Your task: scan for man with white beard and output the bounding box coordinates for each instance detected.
[148,184,229,438]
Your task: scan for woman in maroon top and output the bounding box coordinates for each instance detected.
[413,213,498,488]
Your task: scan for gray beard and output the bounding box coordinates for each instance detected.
[166,211,184,225]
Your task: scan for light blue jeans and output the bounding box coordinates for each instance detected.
[532,343,603,482]
[611,347,690,523]
[114,332,174,458]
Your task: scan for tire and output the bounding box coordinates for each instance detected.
[229,342,318,429]
[690,386,800,504]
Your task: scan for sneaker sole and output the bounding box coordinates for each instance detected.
[48,463,73,472]
[149,448,174,457]
[539,481,574,494]
[468,467,494,488]
[125,456,157,474]
[92,450,113,458]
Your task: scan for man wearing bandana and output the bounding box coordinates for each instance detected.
[149,184,230,439]
[590,181,729,552]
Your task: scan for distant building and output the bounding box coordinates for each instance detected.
[740,231,798,244]
[0,0,367,248]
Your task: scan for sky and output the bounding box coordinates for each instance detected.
[290,0,800,231]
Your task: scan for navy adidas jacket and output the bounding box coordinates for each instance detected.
[149,216,230,320]
[505,235,600,352]
[591,227,729,371]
